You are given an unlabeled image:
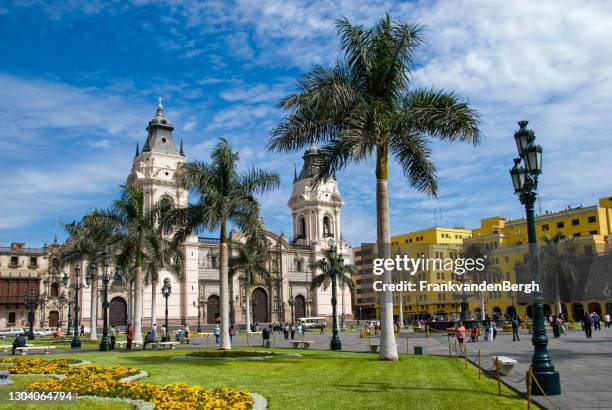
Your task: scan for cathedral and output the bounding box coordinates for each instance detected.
[38,101,353,330]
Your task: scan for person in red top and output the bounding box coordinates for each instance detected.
[126,323,133,350]
[456,322,467,352]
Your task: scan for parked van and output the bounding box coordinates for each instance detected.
[297,317,326,329]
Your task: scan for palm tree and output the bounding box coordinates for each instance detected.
[143,231,184,328]
[229,229,271,333]
[88,185,174,343]
[172,138,280,349]
[61,218,109,341]
[268,15,481,359]
[540,233,578,316]
[464,243,502,320]
[310,245,355,349]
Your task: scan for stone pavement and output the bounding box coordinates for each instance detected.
[427,326,612,410]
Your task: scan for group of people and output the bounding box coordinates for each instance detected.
[581,311,608,338]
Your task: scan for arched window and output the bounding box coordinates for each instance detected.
[50,282,59,297]
[298,216,306,239]
[323,216,333,238]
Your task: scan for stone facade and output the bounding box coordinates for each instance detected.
[1,102,352,331]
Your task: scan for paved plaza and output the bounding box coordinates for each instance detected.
[1,326,609,409]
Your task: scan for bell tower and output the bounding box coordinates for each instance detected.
[287,144,344,247]
[126,98,188,210]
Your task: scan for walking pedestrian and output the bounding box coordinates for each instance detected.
[214,324,221,343]
[456,322,466,352]
[126,323,133,350]
[110,325,117,350]
[320,321,325,335]
[470,326,477,342]
[604,312,611,328]
[160,325,167,342]
[552,315,560,338]
[283,323,289,340]
[511,316,520,341]
[290,324,295,339]
[592,312,601,330]
[583,312,593,339]
[229,324,235,342]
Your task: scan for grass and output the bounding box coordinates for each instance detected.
[186,350,284,358]
[0,376,133,409]
[2,347,529,410]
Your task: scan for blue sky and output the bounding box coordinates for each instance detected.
[1,0,611,247]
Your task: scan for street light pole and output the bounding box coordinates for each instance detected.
[63,263,91,349]
[288,296,295,324]
[99,256,121,352]
[509,120,560,395]
[24,291,41,340]
[162,278,172,342]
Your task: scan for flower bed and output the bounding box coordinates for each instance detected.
[186,350,283,358]
[0,358,253,409]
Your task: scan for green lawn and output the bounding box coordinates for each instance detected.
[0,348,530,409]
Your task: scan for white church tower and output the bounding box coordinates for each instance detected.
[287,144,352,318]
[126,99,199,327]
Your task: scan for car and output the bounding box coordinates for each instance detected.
[0,328,26,337]
[297,317,327,329]
[33,327,54,336]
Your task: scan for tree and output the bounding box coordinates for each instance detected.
[143,224,185,328]
[310,245,355,349]
[88,185,176,343]
[268,15,481,359]
[540,233,578,316]
[61,218,110,340]
[464,243,502,320]
[172,138,280,349]
[229,225,271,333]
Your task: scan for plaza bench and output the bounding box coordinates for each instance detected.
[368,344,379,353]
[492,356,518,375]
[150,341,178,350]
[290,340,314,349]
[117,341,143,349]
[0,344,33,352]
[14,345,56,355]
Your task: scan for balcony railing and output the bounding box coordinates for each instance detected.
[198,237,220,244]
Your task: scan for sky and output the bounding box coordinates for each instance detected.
[0,0,611,248]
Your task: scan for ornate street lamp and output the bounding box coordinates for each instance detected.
[288,296,295,324]
[161,278,172,341]
[509,120,560,395]
[320,240,344,351]
[99,256,121,352]
[24,290,42,340]
[63,263,92,348]
[193,298,203,332]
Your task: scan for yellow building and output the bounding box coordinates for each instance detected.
[465,196,612,320]
[352,196,612,322]
[353,227,472,321]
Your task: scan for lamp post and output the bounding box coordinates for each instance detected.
[509,120,560,395]
[193,299,202,332]
[99,256,121,352]
[66,289,72,336]
[161,278,172,342]
[63,263,92,348]
[24,290,42,340]
[288,296,295,324]
[320,241,343,351]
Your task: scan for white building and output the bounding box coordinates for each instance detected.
[1,102,352,331]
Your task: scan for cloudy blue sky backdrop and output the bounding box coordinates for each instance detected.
[1,0,611,247]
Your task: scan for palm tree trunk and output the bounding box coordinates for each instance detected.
[477,271,485,320]
[219,220,231,350]
[245,277,251,334]
[89,274,98,341]
[554,278,562,316]
[133,253,144,343]
[150,278,158,328]
[376,146,398,361]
